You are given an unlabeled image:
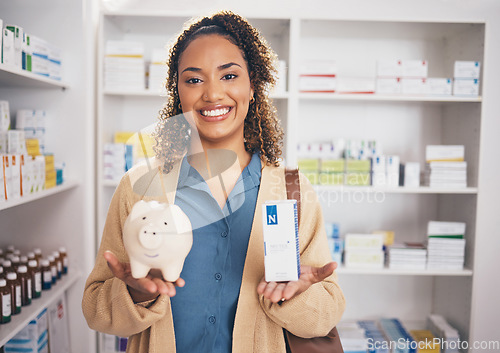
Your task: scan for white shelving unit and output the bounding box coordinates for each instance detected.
[0,181,79,211]
[0,270,81,347]
[0,1,96,352]
[96,2,500,352]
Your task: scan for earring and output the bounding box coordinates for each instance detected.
[178,102,182,110]
[250,96,255,104]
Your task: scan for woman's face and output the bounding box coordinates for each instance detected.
[177,34,254,149]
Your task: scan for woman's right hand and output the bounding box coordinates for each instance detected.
[104,250,185,303]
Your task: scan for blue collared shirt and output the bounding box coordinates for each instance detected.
[170,152,262,353]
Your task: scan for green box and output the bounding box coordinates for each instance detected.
[298,158,320,171]
[319,172,344,185]
[346,159,371,173]
[302,171,319,185]
[321,159,345,172]
[346,172,371,186]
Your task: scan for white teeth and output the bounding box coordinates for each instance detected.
[201,107,230,117]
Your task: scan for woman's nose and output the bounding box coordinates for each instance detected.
[203,80,224,101]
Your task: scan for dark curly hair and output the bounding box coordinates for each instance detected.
[153,11,284,173]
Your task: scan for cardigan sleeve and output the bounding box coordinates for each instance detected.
[259,172,346,338]
[81,174,172,337]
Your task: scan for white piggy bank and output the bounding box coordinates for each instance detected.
[123,200,193,281]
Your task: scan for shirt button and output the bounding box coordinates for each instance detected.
[214,273,222,281]
[221,231,228,238]
[208,315,216,324]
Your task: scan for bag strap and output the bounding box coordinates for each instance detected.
[285,168,301,225]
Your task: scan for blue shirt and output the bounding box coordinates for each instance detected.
[170,152,262,353]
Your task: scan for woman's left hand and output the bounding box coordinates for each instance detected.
[257,262,337,304]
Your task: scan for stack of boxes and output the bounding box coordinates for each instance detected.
[104,41,145,91]
[378,318,416,353]
[344,233,385,269]
[1,20,63,81]
[428,314,461,353]
[4,308,49,353]
[427,221,466,270]
[387,242,427,270]
[425,145,467,188]
[453,61,480,97]
[336,322,368,353]
[148,49,167,95]
[299,60,337,93]
[357,320,389,353]
[376,59,429,95]
[16,109,46,154]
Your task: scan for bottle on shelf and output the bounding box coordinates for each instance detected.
[52,251,62,280]
[59,247,68,275]
[0,266,4,280]
[33,248,43,263]
[47,255,57,284]
[6,272,21,315]
[2,260,13,274]
[40,259,52,290]
[0,278,11,324]
[11,256,20,271]
[27,252,36,265]
[6,246,16,255]
[28,260,42,299]
[20,255,28,267]
[17,265,32,306]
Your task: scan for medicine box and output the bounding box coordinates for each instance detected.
[400,60,428,78]
[453,78,479,97]
[425,145,464,162]
[2,28,15,66]
[345,233,384,250]
[376,60,402,77]
[300,60,337,76]
[401,78,427,95]
[0,100,11,132]
[404,162,420,187]
[454,61,480,79]
[336,77,375,94]
[299,76,336,93]
[344,250,384,269]
[427,78,452,96]
[5,308,48,353]
[262,200,300,282]
[376,78,401,94]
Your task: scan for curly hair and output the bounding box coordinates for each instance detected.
[153,11,284,173]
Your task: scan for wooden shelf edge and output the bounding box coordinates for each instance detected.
[0,270,81,347]
[0,181,80,211]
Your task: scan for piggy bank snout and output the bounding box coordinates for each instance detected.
[138,225,164,250]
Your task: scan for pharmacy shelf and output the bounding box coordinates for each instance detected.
[298,92,482,103]
[0,180,79,211]
[0,270,81,347]
[336,266,473,276]
[103,88,289,99]
[0,63,69,89]
[313,185,478,194]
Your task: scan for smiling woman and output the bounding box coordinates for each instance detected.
[82,10,345,353]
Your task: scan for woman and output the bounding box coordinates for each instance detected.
[82,11,345,353]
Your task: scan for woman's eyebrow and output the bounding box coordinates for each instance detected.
[181,66,202,73]
[218,62,242,70]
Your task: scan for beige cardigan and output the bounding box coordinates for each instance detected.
[82,159,345,353]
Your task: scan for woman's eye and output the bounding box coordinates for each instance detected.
[222,73,237,80]
[186,78,202,84]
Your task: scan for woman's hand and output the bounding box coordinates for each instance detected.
[104,251,185,303]
[257,262,337,304]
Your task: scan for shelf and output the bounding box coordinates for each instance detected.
[0,270,81,347]
[0,181,79,211]
[0,63,69,89]
[336,266,473,276]
[103,88,289,100]
[313,185,478,194]
[299,92,481,103]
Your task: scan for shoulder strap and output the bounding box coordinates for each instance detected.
[285,168,301,225]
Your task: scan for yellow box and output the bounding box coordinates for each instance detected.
[346,159,371,172]
[302,171,319,185]
[298,158,319,171]
[114,131,135,144]
[321,159,345,172]
[26,139,41,156]
[44,154,55,170]
[410,330,440,353]
[45,169,57,189]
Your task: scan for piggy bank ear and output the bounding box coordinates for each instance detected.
[129,200,151,220]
